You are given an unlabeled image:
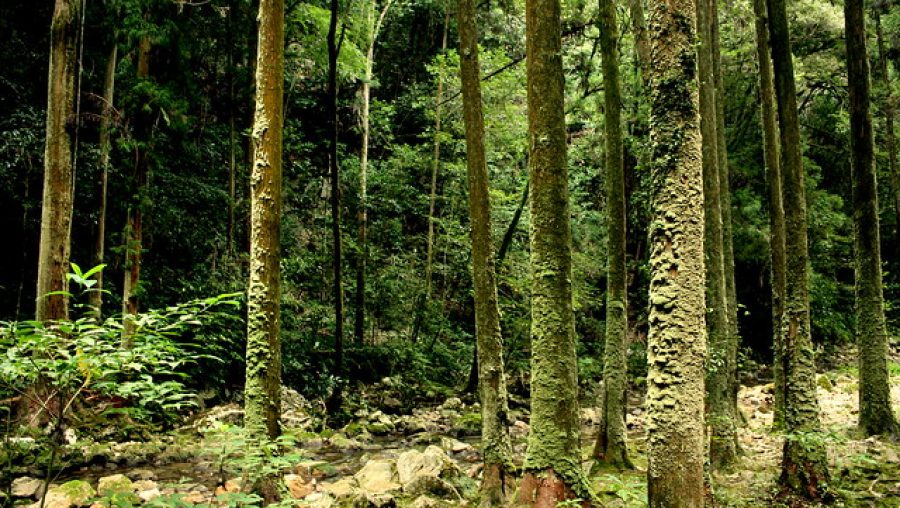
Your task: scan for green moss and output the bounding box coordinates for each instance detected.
[53,480,96,506]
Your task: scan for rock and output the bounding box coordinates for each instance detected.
[133,480,158,492]
[285,473,315,499]
[12,477,44,498]
[305,492,336,508]
[440,398,462,411]
[128,469,157,481]
[182,492,207,504]
[97,474,133,496]
[321,478,358,501]
[354,460,401,493]
[32,480,96,508]
[440,437,472,454]
[404,475,460,500]
[817,375,834,392]
[363,492,397,507]
[137,488,161,502]
[396,446,456,486]
[409,495,451,508]
[330,433,363,450]
[511,420,529,438]
[193,403,244,430]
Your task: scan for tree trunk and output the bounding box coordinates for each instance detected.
[751,0,786,427]
[644,0,707,500]
[456,0,515,502]
[90,37,117,317]
[244,0,285,441]
[845,0,898,436]
[36,0,82,322]
[874,12,900,248]
[767,0,830,496]
[592,0,632,470]
[516,0,587,501]
[227,0,237,256]
[628,0,650,85]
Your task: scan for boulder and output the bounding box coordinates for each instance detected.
[12,477,44,499]
[305,492,336,508]
[284,473,315,499]
[363,492,397,507]
[137,488,161,503]
[404,475,460,500]
[354,460,400,493]
[396,446,456,487]
[321,478,359,502]
[31,480,96,508]
[409,495,452,508]
[97,474,133,496]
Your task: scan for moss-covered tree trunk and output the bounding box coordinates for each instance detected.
[751,0,786,427]
[592,0,632,470]
[628,0,650,84]
[244,0,284,441]
[767,0,829,497]
[516,0,586,501]
[122,35,151,345]
[456,1,515,502]
[644,0,706,499]
[36,0,82,322]
[90,38,117,317]
[845,0,898,436]
[874,12,900,251]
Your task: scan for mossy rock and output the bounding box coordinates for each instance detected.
[451,413,481,437]
[816,375,834,392]
[50,480,96,506]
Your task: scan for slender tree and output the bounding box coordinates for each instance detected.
[244,0,284,441]
[91,38,117,316]
[767,0,830,496]
[845,0,898,436]
[592,0,632,469]
[628,0,650,84]
[644,0,707,500]
[327,0,345,411]
[456,0,515,501]
[516,0,587,502]
[751,0,786,426]
[36,0,83,322]
[874,10,900,243]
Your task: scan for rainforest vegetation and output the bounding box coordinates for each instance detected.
[1,0,899,505]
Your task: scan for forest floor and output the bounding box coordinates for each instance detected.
[6,360,900,507]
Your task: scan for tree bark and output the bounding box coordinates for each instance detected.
[845,0,898,436]
[751,0,786,427]
[874,12,900,248]
[244,0,285,441]
[644,0,707,500]
[456,0,515,502]
[516,0,587,501]
[767,0,830,496]
[36,0,82,322]
[592,0,632,470]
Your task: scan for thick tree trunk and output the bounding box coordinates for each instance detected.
[456,0,515,502]
[751,0,786,427]
[845,0,898,436]
[767,0,830,497]
[244,0,285,441]
[516,0,587,502]
[592,0,632,470]
[90,38,117,317]
[36,0,82,322]
[644,0,707,500]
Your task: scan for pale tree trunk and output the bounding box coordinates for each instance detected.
[244,0,284,442]
[356,0,393,344]
[516,0,587,501]
[628,0,650,84]
[227,0,237,256]
[767,0,830,496]
[845,0,898,436]
[592,0,632,470]
[874,12,900,246]
[456,0,515,502]
[751,0,786,427]
[36,0,83,322]
[644,0,707,500]
[122,35,151,346]
[91,39,117,317]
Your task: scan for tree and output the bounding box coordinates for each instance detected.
[873,9,900,248]
[244,0,285,441]
[592,0,632,469]
[327,0,345,412]
[644,0,707,500]
[36,0,82,322]
[767,0,830,496]
[515,0,586,501]
[456,0,515,501]
[844,0,898,436]
[750,0,786,426]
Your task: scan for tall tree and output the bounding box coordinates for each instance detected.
[873,10,900,243]
[515,0,586,500]
[644,0,707,500]
[244,0,285,441]
[592,0,632,469]
[767,0,830,496]
[327,0,345,411]
[356,0,393,344]
[751,0,786,426]
[122,34,151,344]
[36,0,83,322]
[845,0,898,436]
[91,38,117,316]
[456,0,515,502]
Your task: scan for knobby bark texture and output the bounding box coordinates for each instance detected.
[593,0,632,470]
[517,0,587,501]
[845,0,897,436]
[244,0,285,441]
[36,0,82,322]
[327,0,344,412]
[456,0,515,502]
[767,0,830,497]
[644,0,707,500]
[90,37,117,316]
[122,35,151,345]
[751,0,786,427]
[697,0,738,468]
